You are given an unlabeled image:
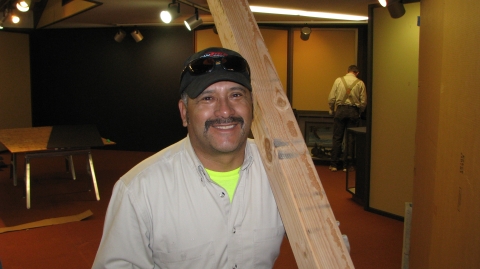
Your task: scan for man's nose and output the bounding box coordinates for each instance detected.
[214,97,234,117]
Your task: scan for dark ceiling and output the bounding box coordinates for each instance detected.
[1,0,380,31]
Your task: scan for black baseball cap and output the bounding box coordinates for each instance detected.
[179,47,252,98]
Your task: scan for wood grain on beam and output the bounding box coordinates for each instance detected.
[206,0,355,268]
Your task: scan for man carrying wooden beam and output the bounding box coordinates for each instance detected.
[92,47,285,269]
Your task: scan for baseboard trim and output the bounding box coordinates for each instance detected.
[365,206,404,221]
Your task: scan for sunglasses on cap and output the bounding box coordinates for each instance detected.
[181,55,250,77]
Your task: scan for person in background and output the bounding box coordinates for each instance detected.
[92,47,285,269]
[327,65,367,172]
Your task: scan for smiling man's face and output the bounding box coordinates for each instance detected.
[179,81,253,160]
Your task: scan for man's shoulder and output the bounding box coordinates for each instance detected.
[245,139,268,165]
[246,138,260,152]
[343,74,363,84]
[120,138,191,185]
[144,138,188,164]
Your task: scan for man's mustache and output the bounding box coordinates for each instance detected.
[204,117,245,131]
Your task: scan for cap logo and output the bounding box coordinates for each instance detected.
[201,51,228,58]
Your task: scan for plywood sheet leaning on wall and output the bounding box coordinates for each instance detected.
[206,0,354,268]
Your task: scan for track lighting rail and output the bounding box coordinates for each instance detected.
[175,0,210,13]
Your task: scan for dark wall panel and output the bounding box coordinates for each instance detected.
[30,26,192,152]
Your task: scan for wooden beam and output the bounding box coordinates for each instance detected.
[206,0,355,268]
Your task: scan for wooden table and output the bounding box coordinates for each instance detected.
[0,126,114,208]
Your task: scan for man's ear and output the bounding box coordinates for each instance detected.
[178,99,188,127]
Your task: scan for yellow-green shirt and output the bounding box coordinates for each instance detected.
[205,167,240,203]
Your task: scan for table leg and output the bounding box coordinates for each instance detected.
[87,152,100,201]
[67,155,76,180]
[25,157,31,209]
[86,156,91,176]
[11,153,17,186]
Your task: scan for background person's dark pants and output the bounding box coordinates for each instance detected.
[331,105,360,169]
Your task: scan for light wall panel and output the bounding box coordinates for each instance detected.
[370,3,420,217]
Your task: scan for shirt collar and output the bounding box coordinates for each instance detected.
[184,136,254,180]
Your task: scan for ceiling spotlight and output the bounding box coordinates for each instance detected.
[16,0,31,12]
[386,0,405,18]
[11,14,20,24]
[0,22,3,30]
[160,10,173,23]
[300,26,311,41]
[378,0,387,7]
[131,29,143,42]
[160,2,180,24]
[114,29,126,43]
[184,8,202,31]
